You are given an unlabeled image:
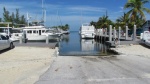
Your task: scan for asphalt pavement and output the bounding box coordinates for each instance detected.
[35,55,150,84]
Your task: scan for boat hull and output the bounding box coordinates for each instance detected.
[81,33,95,39]
[26,35,47,41]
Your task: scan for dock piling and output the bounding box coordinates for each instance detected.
[125,26,128,40]
[109,25,112,42]
[133,25,137,41]
[46,35,49,44]
[113,27,116,41]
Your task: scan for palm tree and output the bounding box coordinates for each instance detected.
[116,13,129,24]
[124,0,150,23]
[96,15,113,28]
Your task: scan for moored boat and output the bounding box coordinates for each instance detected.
[79,23,95,39]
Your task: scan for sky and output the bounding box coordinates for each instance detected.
[0,0,150,31]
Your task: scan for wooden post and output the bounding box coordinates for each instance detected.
[118,26,121,45]
[125,26,128,40]
[133,25,137,41]
[109,25,112,42]
[118,26,121,40]
[105,28,107,41]
[113,27,116,41]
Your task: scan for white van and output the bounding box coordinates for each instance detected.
[0,34,14,51]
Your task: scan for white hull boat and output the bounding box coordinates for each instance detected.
[80,23,95,39]
[26,35,47,41]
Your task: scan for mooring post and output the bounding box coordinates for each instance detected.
[19,36,22,44]
[46,35,49,44]
[118,26,121,39]
[113,27,116,41]
[105,28,107,41]
[133,25,137,41]
[109,25,112,42]
[118,26,121,45]
[125,26,128,40]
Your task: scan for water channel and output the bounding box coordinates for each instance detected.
[59,31,117,56]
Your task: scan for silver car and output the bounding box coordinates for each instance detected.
[0,34,14,51]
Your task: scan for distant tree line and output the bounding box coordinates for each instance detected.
[0,7,26,27]
[90,0,150,31]
[52,24,69,31]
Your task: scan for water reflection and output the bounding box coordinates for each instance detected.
[81,39,95,51]
[95,40,108,56]
[60,34,69,43]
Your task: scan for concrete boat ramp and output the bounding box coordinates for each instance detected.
[35,55,150,84]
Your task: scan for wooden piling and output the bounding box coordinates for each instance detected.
[125,26,128,40]
[133,25,137,41]
[109,25,112,42]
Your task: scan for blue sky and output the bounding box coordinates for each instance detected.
[0,0,150,31]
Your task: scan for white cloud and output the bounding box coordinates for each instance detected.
[68,6,106,12]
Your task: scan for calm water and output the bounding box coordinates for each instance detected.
[59,31,115,56]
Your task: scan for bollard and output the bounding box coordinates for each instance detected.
[133,25,137,41]
[19,36,22,44]
[125,26,128,40]
[46,35,49,44]
[109,25,112,42]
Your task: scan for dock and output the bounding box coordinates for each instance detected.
[94,25,140,47]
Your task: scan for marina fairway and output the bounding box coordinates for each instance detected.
[59,31,116,56]
[36,55,150,84]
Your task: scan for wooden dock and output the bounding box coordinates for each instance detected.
[94,25,140,47]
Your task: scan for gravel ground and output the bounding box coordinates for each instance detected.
[0,47,57,84]
[111,44,150,57]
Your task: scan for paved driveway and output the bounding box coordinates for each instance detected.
[35,55,150,84]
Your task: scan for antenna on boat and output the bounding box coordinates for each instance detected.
[42,0,46,26]
[27,12,31,26]
[57,10,62,27]
[27,12,29,26]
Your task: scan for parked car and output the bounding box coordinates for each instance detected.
[0,34,14,51]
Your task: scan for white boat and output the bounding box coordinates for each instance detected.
[21,25,62,41]
[42,29,60,41]
[57,28,69,34]
[80,23,95,39]
[20,26,46,41]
